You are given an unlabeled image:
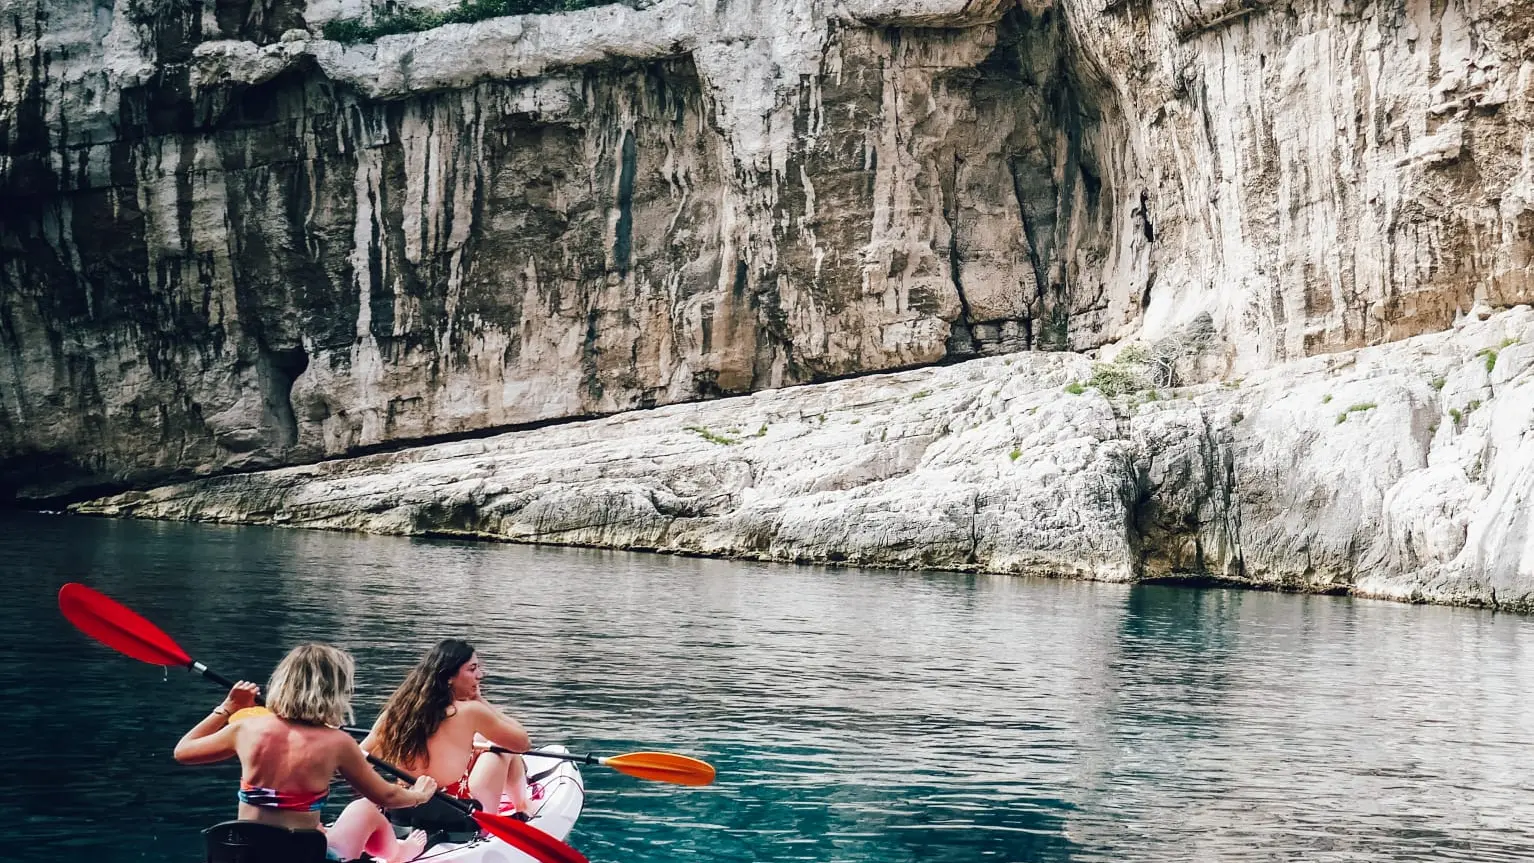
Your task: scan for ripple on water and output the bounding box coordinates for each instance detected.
[4,513,1534,862]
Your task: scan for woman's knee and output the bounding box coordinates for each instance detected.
[332,800,386,838]
[336,797,379,821]
[471,751,513,779]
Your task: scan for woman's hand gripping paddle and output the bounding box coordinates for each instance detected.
[57,583,589,863]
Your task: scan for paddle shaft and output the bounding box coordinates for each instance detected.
[183,661,477,816]
[486,746,597,765]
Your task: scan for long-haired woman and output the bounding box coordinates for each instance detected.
[174,642,436,862]
[364,639,534,818]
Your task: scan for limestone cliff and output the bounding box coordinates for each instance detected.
[9,0,1527,503]
[2,0,1114,500]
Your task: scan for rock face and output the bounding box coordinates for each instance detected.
[74,306,1534,610]
[1,0,1118,500]
[7,0,1530,502]
[1077,0,1534,367]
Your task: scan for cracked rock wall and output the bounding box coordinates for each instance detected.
[5,0,1534,514]
[1067,0,1534,370]
[2,0,1132,501]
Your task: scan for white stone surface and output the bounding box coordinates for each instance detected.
[76,306,1534,610]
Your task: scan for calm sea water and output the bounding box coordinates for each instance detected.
[4,511,1534,862]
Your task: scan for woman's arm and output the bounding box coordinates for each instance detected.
[359,711,386,754]
[335,741,439,809]
[466,700,532,753]
[174,681,259,765]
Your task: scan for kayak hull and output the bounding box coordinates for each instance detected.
[404,746,586,863]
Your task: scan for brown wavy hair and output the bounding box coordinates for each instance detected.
[371,639,476,767]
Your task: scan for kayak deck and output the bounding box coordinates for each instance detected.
[412,746,585,862]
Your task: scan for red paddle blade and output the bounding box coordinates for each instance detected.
[58,583,192,668]
[472,812,588,863]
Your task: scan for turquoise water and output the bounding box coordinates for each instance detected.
[5,511,1534,861]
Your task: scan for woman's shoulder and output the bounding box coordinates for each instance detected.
[303,723,360,761]
[234,712,281,738]
[452,698,492,717]
[250,714,347,739]
[263,715,352,745]
[443,699,493,729]
[312,722,355,742]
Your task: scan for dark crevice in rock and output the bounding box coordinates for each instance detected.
[1130,406,1244,584]
[10,404,612,509]
[1008,155,1045,351]
[1137,572,1352,596]
[613,128,637,275]
[1139,189,1156,243]
[0,460,149,510]
[581,307,605,403]
[1213,412,1246,579]
[257,340,309,448]
[944,153,977,358]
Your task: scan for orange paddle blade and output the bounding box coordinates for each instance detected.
[58,583,193,668]
[471,812,588,863]
[602,752,716,786]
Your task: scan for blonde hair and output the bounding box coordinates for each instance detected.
[266,642,355,727]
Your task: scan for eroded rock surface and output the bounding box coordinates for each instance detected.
[75,306,1534,610]
[8,0,1533,503]
[2,0,1118,500]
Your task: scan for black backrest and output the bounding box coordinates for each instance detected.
[387,795,480,831]
[386,796,480,844]
[203,820,329,863]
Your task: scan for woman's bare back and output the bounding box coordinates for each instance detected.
[237,715,347,793]
[413,703,480,786]
[408,699,531,787]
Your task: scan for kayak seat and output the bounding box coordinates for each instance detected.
[387,796,482,847]
[203,820,329,863]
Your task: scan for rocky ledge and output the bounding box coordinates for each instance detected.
[73,305,1534,611]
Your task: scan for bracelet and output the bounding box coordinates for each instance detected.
[212,707,231,717]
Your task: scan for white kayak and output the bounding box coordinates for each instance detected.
[414,746,585,863]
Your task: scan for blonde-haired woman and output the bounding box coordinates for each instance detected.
[175,642,436,862]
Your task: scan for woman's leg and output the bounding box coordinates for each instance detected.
[468,750,508,812]
[468,751,534,814]
[505,753,534,814]
[328,799,427,862]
